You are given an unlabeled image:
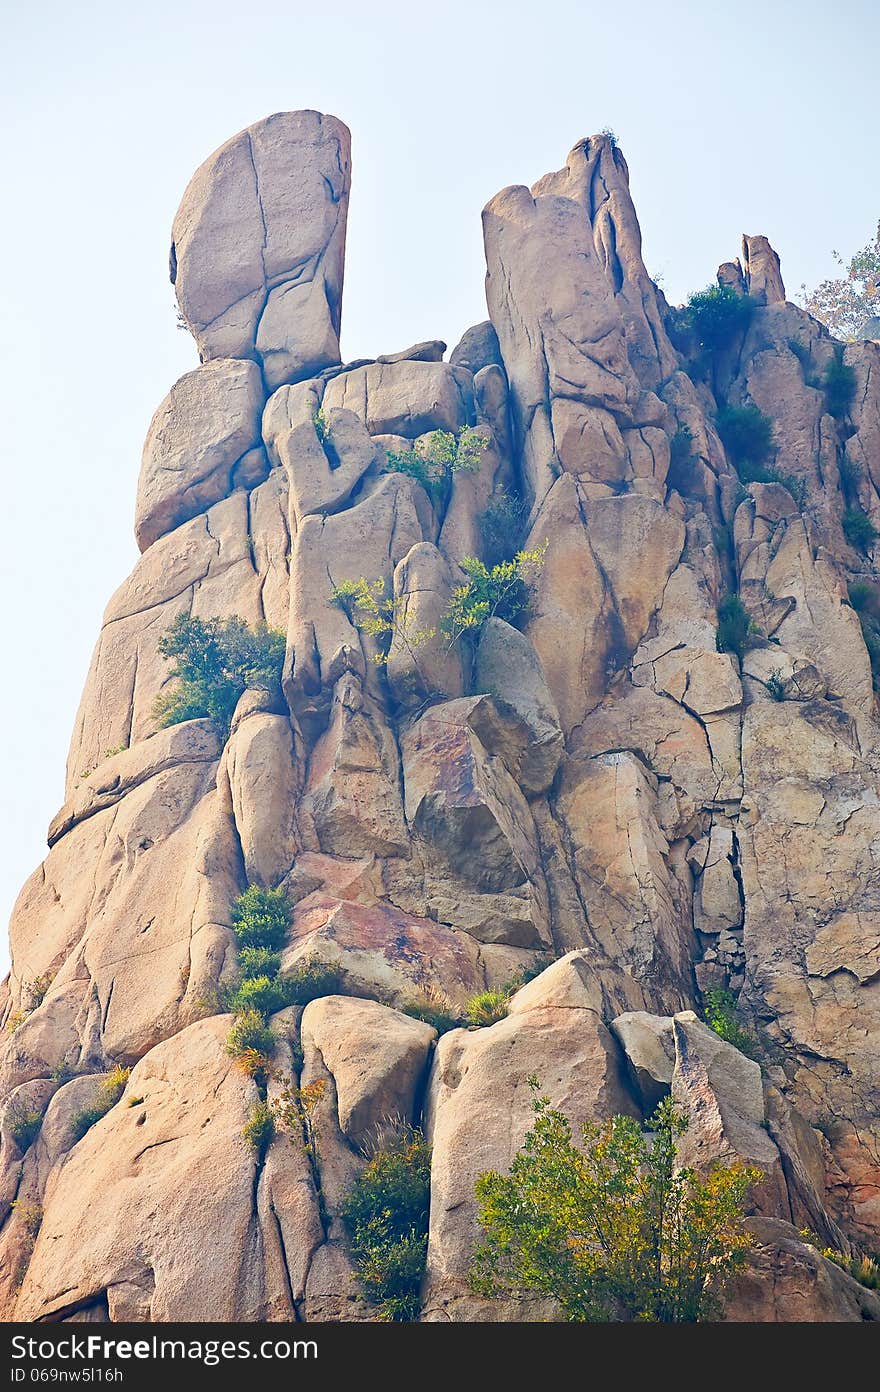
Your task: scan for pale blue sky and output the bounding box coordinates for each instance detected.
[1,0,877,971]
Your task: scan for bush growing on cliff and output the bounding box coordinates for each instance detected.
[231,887,291,952]
[341,1128,432,1321]
[226,1007,276,1064]
[682,284,755,353]
[441,546,548,645]
[848,581,880,691]
[154,614,285,737]
[702,987,759,1059]
[716,594,761,660]
[716,405,775,470]
[822,351,858,420]
[464,988,511,1028]
[403,986,462,1035]
[480,485,530,566]
[242,1100,275,1160]
[69,1066,131,1143]
[332,545,548,667]
[470,1082,758,1322]
[384,427,487,496]
[6,1102,43,1152]
[843,506,878,553]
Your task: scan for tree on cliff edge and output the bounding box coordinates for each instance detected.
[799,220,880,339]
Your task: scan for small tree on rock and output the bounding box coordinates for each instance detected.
[471,1081,758,1322]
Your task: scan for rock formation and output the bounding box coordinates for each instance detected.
[1,111,879,1323]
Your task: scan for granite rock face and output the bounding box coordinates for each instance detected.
[2,117,879,1323]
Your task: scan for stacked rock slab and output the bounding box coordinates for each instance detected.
[0,114,878,1322]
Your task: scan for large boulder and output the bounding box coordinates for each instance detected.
[135,360,265,551]
[171,111,350,388]
[300,995,435,1149]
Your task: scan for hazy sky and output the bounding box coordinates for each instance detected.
[1,0,877,973]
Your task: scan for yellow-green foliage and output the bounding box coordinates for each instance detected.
[384,427,487,494]
[331,576,437,666]
[702,987,759,1059]
[464,988,511,1028]
[471,1084,759,1322]
[69,1066,131,1143]
[333,543,547,668]
[341,1129,432,1321]
[242,1100,275,1159]
[441,546,547,644]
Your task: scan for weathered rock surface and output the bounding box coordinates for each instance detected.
[3,112,879,1323]
[171,111,350,387]
[136,359,265,551]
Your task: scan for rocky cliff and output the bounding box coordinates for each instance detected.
[1,110,879,1323]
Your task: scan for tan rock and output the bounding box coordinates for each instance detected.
[724,1218,880,1322]
[610,1010,675,1110]
[741,234,786,305]
[671,1014,790,1219]
[14,1018,315,1320]
[171,111,350,386]
[223,696,299,887]
[300,675,408,858]
[135,360,264,551]
[473,619,564,794]
[285,474,430,728]
[556,752,695,1009]
[386,544,466,710]
[282,896,535,1010]
[321,360,473,437]
[300,995,435,1148]
[401,699,543,895]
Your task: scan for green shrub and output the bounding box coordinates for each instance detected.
[231,887,291,952]
[822,352,857,419]
[441,546,547,645]
[313,407,330,443]
[238,946,282,979]
[765,670,787,702]
[6,1103,43,1152]
[702,988,759,1059]
[226,1007,276,1061]
[684,284,755,353]
[667,428,699,494]
[843,507,878,552]
[716,594,761,660]
[734,457,805,506]
[480,486,529,566]
[471,1084,759,1322]
[154,614,285,736]
[242,1100,275,1159]
[465,988,511,1028]
[849,583,880,690]
[341,1130,432,1321]
[226,974,291,1017]
[384,427,487,496]
[716,405,775,469]
[70,1066,130,1143]
[334,544,548,666]
[281,961,340,1007]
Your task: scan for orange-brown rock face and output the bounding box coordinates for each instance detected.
[1,117,878,1323]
